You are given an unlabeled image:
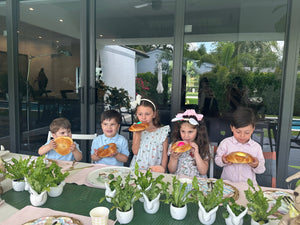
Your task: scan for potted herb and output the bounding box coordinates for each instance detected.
[222,197,248,225]
[190,177,228,225]
[47,162,69,197]
[133,163,155,202]
[1,156,33,191]
[104,173,117,203]
[244,179,282,225]
[100,173,141,224]
[162,176,193,220]
[26,156,51,206]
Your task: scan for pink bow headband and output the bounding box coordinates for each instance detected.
[171,109,203,125]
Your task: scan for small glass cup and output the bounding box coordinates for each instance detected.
[89,206,110,225]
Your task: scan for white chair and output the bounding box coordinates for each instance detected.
[47,131,97,141]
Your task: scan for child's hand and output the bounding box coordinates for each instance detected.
[222,154,232,165]
[109,151,119,158]
[248,157,259,168]
[169,150,182,160]
[91,150,101,161]
[69,143,76,152]
[190,142,200,156]
[49,139,57,150]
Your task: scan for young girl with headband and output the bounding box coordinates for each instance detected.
[168,109,210,178]
[129,95,170,171]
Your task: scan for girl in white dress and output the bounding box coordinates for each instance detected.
[129,95,170,171]
[168,109,210,178]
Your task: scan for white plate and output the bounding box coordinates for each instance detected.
[0,150,9,158]
[86,166,132,188]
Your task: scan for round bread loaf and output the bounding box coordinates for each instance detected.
[226,151,254,164]
[54,136,73,155]
[128,122,149,132]
[95,143,117,158]
[171,141,191,153]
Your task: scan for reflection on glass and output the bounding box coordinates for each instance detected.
[18,1,81,153]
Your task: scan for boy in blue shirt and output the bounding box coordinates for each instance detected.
[91,110,129,166]
[38,117,82,161]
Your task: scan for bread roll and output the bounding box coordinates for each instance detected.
[226,151,254,164]
[171,141,191,153]
[128,122,149,132]
[54,137,73,155]
[95,143,117,158]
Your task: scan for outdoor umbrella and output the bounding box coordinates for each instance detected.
[156,62,164,93]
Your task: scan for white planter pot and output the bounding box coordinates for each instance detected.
[48,181,65,197]
[137,184,152,202]
[198,201,219,225]
[170,204,187,220]
[29,187,47,206]
[225,205,248,225]
[12,179,25,192]
[105,182,116,203]
[251,218,269,225]
[142,193,160,214]
[116,208,134,224]
[24,177,30,191]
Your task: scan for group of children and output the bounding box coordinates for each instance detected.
[38,95,266,185]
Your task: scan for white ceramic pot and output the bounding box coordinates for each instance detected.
[198,201,219,225]
[29,187,47,206]
[12,179,25,192]
[48,181,65,197]
[170,204,187,220]
[137,183,152,202]
[116,207,134,224]
[225,205,248,225]
[251,218,269,225]
[24,177,30,191]
[105,182,116,203]
[142,193,160,214]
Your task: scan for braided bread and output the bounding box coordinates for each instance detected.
[171,141,191,153]
[226,151,254,164]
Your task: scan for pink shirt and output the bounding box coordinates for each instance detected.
[214,136,265,184]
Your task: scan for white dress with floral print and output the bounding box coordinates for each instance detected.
[130,125,170,170]
[175,150,208,178]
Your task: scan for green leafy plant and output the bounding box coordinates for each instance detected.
[100,173,141,212]
[47,161,69,187]
[162,176,193,208]
[244,179,282,224]
[133,162,155,191]
[105,87,130,110]
[222,197,246,218]
[1,156,33,181]
[189,177,228,212]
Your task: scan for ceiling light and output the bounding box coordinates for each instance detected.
[58,19,64,22]
[112,39,115,42]
[56,40,60,43]
[29,7,34,11]
[134,3,150,9]
[99,34,103,38]
[38,36,42,39]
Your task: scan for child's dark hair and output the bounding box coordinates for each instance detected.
[101,110,122,124]
[171,115,210,160]
[50,117,71,133]
[231,106,256,128]
[134,98,161,127]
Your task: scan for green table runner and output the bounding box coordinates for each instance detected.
[2,183,252,224]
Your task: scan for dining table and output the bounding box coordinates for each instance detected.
[0,152,293,225]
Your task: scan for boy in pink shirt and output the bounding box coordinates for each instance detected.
[214,107,265,184]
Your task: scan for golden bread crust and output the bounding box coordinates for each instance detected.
[171,141,191,153]
[54,137,73,155]
[226,151,254,164]
[128,122,149,132]
[96,143,117,158]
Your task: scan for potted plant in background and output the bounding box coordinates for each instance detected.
[222,197,248,225]
[105,86,131,110]
[47,162,69,197]
[162,176,193,220]
[1,156,33,192]
[100,173,141,224]
[245,179,282,225]
[189,177,228,225]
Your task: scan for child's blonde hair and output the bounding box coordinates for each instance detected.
[50,117,71,133]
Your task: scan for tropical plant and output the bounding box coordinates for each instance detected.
[189,177,228,212]
[105,86,130,110]
[100,173,141,212]
[1,156,33,181]
[162,176,193,208]
[244,179,282,224]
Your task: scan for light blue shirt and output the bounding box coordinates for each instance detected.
[91,133,129,166]
[44,140,81,161]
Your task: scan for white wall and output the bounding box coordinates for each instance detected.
[99,45,136,99]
